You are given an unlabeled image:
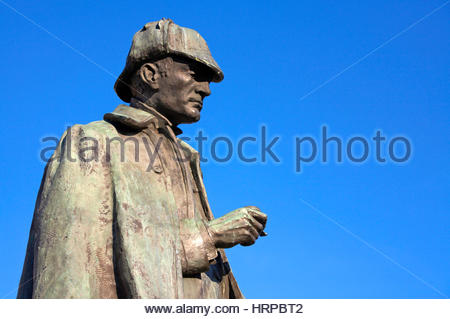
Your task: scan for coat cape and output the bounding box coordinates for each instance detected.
[17,105,243,298]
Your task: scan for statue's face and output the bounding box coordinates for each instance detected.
[149,57,212,125]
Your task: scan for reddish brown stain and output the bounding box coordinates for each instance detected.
[131,219,143,234]
[95,247,117,298]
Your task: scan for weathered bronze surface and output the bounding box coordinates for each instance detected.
[17,18,267,299]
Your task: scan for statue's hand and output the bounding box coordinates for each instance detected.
[206,206,267,249]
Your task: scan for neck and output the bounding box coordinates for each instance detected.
[129,98,183,135]
[130,97,180,126]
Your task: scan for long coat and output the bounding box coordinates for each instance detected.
[17,105,243,298]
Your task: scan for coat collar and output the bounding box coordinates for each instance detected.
[104,103,197,159]
[104,102,183,136]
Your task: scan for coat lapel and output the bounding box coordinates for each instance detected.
[179,141,244,298]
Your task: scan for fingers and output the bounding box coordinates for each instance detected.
[248,225,259,239]
[246,207,268,229]
[246,214,264,234]
[241,228,258,246]
[240,213,264,246]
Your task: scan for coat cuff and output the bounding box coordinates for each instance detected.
[180,219,218,275]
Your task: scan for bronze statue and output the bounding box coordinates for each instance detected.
[17,18,267,299]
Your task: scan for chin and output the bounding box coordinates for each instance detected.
[184,115,200,123]
[176,113,200,125]
[182,108,201,123]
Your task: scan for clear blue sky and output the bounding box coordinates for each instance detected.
[0,1,448,298]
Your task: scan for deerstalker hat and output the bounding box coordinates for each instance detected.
[114,18,224,102]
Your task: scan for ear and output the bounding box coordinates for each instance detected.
[139,63,160,90]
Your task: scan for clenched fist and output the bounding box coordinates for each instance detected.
[206,206,268,248]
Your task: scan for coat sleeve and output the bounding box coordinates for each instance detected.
[17,124,117,298]
[179,218,217,275]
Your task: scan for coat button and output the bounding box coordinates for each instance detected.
[153,164,163,174]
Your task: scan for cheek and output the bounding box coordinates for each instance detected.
[176,82,196,101]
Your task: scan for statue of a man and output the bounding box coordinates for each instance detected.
[17,18,267,299]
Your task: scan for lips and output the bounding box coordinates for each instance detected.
[189,98,203,110]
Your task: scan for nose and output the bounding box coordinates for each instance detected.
[196,81,211,98]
